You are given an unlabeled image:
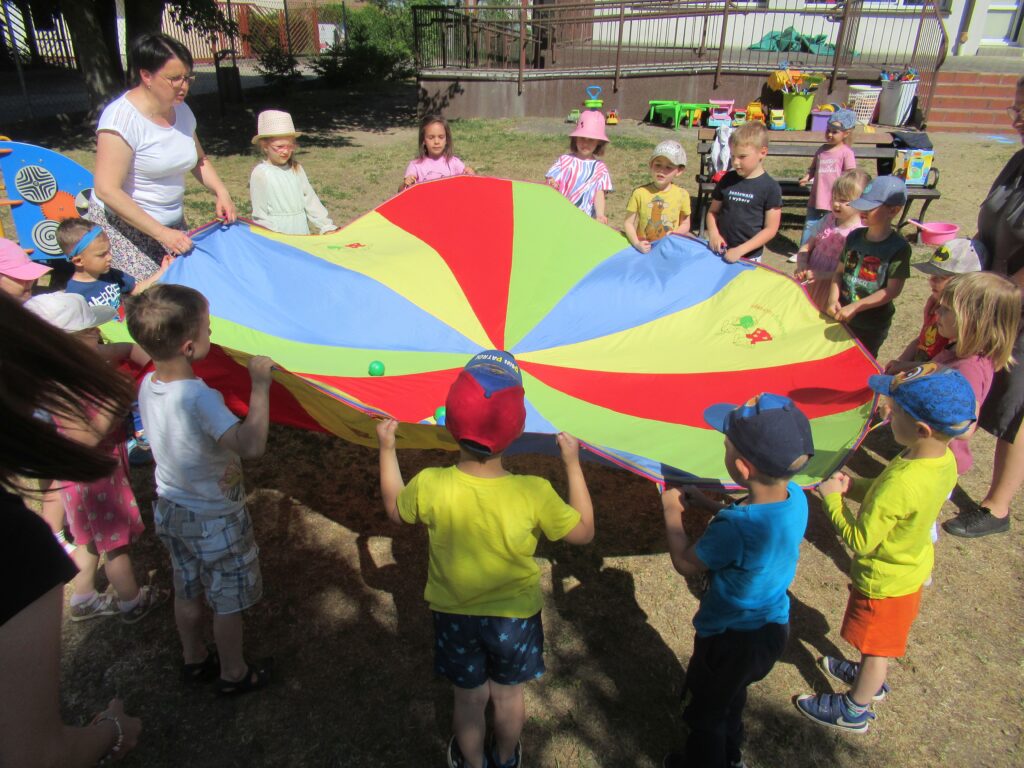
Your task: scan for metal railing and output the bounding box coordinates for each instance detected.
[413,1,948,113]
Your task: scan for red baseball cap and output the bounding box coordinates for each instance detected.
[445,350,526,456]
[0,238,50,280]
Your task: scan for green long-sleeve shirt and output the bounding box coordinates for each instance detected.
[823,450,957,598]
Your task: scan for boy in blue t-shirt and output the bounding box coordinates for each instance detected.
[58,218,171,318]
[661,393,813,768]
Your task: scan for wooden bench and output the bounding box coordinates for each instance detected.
[692,128,941,238]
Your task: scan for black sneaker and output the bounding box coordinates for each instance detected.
[943,506,1010,538]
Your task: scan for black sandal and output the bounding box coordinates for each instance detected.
[216,659,273,697]
[181,645,220,684]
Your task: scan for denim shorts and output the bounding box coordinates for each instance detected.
[432,611,545,689]
[154,498,262,615]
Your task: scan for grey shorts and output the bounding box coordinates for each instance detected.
[153,498,262,614]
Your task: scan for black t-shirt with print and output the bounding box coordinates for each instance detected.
[839,227,912,336]
[712,170,783,260]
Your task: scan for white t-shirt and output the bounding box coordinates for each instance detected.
[138,374,245,516]
[96,94,199,225]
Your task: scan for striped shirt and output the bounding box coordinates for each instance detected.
[545,154,613,216]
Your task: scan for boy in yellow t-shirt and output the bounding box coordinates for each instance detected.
[376,350,594,768]
[795,364,975,733]
[624,140,691,253]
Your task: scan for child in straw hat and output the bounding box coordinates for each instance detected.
[249,110,336,235]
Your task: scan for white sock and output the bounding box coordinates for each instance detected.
[119,591,142,612]
[70,591,98,607]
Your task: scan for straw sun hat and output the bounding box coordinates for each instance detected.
[252,110,302,144]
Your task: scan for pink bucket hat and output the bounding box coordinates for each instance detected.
[0,238,50,280]
[570,110,609,143]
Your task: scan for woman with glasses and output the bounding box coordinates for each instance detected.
[91,33,237,280]
[945,84,1024,539]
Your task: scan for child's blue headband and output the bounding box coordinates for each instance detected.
[69,226,104,258]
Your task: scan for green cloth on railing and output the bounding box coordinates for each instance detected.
[748,27,836,55]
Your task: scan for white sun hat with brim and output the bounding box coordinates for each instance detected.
[252,110,303,144]
[25,292,116,332]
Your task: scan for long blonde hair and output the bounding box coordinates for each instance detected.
[940,272,1021,371]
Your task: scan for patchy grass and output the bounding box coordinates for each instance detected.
[50,86,1023,767]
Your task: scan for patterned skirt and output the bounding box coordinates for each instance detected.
[87,196,187,280]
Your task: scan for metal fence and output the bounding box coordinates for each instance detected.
[0,0,334,125]
[412,1,949,114]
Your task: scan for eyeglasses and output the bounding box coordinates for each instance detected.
[1006,106,1023,120]
[161,73,197,87]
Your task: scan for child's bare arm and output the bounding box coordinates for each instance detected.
[376,418,405,525]
[623,212,650,253]
[673,211,691,235]
[217,356,272,459]
[557,433,594,545]
[724,208,781,263]
[593,189,608,225]
[834,278,906,324]
[706,200,725,253]
[132,254,174,294]
[661,486,708,577]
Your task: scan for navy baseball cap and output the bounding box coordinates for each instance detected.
[868,363,976,436]
[850,175,907,211]
[445,350,526,455]
[704,393,815,478]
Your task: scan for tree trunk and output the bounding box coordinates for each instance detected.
[124,0,165,43]
[61,0,121,110]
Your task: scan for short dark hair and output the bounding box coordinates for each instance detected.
[56,217,98,256]
[125,283,207,361]
[129,33,193,83]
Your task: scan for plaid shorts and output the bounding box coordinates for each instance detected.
[153,498,262,615]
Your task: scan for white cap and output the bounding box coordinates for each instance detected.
[650,140,687,167]
[913,238,986,276]
[252,110,302,144]
[25,292,116,332]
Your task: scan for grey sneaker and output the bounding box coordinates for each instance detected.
[819,656,890,701]
[943,506,1010,538]
[120,585,169,624]
[69,591,119,622]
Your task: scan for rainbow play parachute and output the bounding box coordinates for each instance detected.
[110,176,879,486]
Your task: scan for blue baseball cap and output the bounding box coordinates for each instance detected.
[868,364,976,436]
[445,350,526,455]
[704,393,814,478]
[850,175,907,211]
[828,108,857,131]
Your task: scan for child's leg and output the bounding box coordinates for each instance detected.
[38,479,65,534]
[70,543,100,598]
[174,596,208,664]
[104,545,141,602]
[213,611,246,681]
[452,683,490,768]
[489,681,525,765]
[849,654,888,707]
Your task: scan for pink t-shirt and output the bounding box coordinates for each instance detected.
[932,349,993,475]
[809,144,857,211]
[404,155,466,183]
[806,213,859,275]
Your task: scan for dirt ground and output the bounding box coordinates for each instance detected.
[33,84,1023,767]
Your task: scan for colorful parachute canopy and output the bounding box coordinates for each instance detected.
[108,176,879,486]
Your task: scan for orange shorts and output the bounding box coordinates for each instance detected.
[840,586,922,658]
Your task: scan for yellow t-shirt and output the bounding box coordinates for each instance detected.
[626,183,691,242]
[398,466,581,617]
[823,450,957,598]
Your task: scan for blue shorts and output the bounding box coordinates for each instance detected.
[432,611,545,689]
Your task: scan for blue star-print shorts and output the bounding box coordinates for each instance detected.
[432,611,545,689]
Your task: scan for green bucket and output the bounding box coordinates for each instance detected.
[782,92,814,131]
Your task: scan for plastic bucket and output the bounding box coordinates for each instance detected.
[878,79,919,126]
[810,110,832,132]
[783,92,814,131]
[913,221,959,246]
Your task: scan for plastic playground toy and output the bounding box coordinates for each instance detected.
[566,108,581,123]
[731,110,747,127]
[584,85,603,109]
[606,109,620,125]
[707,100,734,127]
[769,109,787,130]
[746,102,765,123]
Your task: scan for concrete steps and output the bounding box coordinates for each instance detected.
[921,71,1018,133]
